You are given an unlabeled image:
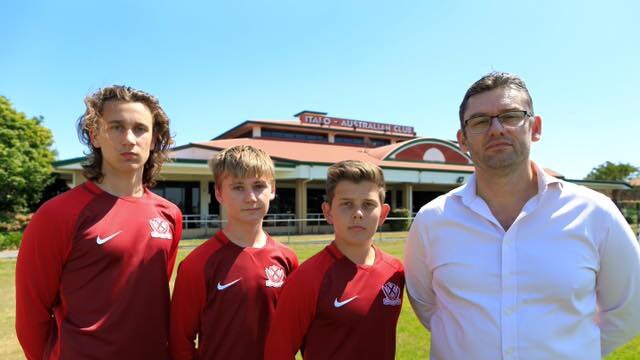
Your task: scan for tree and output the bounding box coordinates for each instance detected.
[34,173,70,211]
[0,95,56,229]
[585,161,639,182]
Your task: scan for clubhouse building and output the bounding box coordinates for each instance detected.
[54,110,632,237]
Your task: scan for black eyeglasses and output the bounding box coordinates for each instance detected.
[463,111,532,134]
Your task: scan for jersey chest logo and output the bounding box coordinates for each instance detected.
[217,278,241,291]
[149,217,172,239]
[334,295,358,308]
[265,264,285,288]
[382,282,401,306]
[96,230,123,245]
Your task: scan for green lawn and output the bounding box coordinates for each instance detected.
[0,260,22,360]
[2,238,639,359]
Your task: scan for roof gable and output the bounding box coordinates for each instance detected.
[383,138,472,164]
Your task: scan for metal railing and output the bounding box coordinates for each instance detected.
[182,214,221,229]
[179,214,415,243]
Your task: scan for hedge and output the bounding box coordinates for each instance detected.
[0,232,22,250]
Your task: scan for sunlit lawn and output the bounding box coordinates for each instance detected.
[2,235,639,359]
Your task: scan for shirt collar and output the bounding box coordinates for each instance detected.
[452,161,563,205]
[533,161,563,194]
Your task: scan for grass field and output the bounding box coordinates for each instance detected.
[1,237,639,359]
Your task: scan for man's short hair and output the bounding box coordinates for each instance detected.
[77,85,173,187]
[459,71,534,129]
[208,145,275,187]
[325,160,386,205]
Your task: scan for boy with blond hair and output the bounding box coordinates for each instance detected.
[170,145,299,360]
[264,160,404,360]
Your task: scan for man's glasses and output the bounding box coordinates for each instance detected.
[463,111,532,134]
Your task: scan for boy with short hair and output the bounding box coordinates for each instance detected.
[264,160,404,360]
[170,145,299,360]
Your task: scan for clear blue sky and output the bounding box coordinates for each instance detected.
[2,0,638,179]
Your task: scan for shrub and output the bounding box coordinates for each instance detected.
[622,207,638,225]
[0,212,32,232]
[0,231,22,250]
[388,208,411,231]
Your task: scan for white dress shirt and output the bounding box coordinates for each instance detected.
[405,163,640,360]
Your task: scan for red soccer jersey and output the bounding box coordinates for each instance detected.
[15,181,182,360]
[264,242,404,360]
[170,231,299,360]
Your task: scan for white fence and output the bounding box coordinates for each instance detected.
[180,214,414,242]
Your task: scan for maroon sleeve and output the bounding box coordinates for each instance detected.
[264,259,322,360]
[15,200,74,360]
[166,207,183,278]
[169,245,207,360]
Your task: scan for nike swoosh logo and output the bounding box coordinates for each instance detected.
[217,278,242,291]
[96,231,123,245]
[334,296,358,308]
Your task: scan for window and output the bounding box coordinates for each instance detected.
[334,135,364,145]
[307,189,328,226]
[152,181,201,228]
[269,188,295,214]
[396,190,404,208]
[264,188,296,227]
[371,138,391,147]
[412,191,444,213]
[262,128,327,142]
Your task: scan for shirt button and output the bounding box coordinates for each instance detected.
[504,307,514,316]
[505,348,514,356]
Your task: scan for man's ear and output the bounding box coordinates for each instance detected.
[531,115,542,142]
[456,129,469,153]
[379,203,391,224]
[214,185,223,204]
[269,182,276,201]
[321,202,334,225]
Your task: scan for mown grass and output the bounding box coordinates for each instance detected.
[0,260,22,360]
[2,237,639,359]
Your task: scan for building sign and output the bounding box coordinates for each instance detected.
[299,113,415,135]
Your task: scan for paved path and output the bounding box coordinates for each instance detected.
[0,250,18,260]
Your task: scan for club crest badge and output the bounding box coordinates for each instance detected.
[149,217,172,239]
[382,282,402,306]
[265,264,285,288]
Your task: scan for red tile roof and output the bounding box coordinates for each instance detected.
[216,119,417,140]
[185,137,564,177]
[194,138,475,172]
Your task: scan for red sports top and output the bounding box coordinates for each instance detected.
[170,231,299,360]
[264,242,404,360]
[15,181,182,360]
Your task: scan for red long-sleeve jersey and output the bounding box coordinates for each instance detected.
[264,242,404,360]
[15,181,182,360]
[170,231,299,360]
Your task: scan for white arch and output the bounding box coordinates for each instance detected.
[423,148,446,162]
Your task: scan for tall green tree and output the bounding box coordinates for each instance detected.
[0,95,56,227]
[585,161,639,181]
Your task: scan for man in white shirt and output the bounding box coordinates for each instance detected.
[405,72,640,360]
